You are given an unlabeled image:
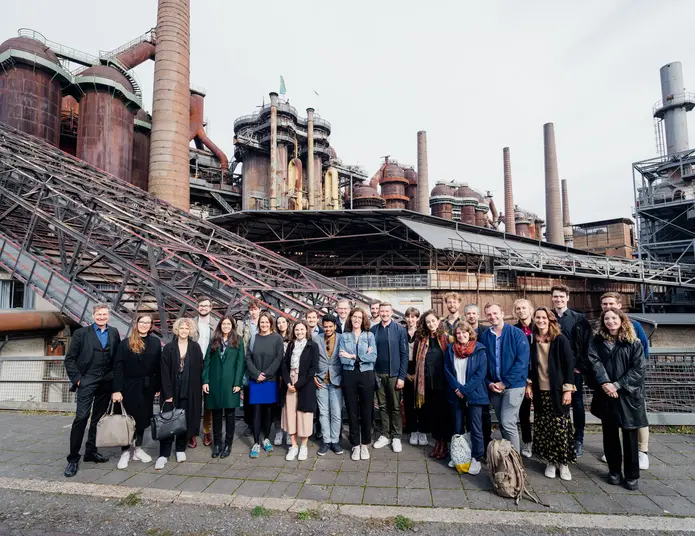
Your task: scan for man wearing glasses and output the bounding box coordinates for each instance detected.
[193,296,217,447]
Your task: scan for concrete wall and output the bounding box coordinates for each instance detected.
[650,326,695,348]
[363,289,432,314]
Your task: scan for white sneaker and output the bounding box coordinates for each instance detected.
[154,456,167,470]
[176,451,186,463]
[132,447,152,463]
[285,446,298,461]
[559,464,572,481]
[351,446,360,461]
[417,432,428,446]
[600,454,607,463]
[544,463,557,479]
[448,460,455,468]
[409,433,419,446]
[392,438,402,453]
[469,458,482,475]
[117,451,130,470]
[298,445,308,461]
[638,452,650,470]
[274,431,284,446]
[521,442,532,458]
[360,445,370,460]
[373,435,390,449]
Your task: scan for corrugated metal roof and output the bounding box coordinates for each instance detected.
[628,314,695,326]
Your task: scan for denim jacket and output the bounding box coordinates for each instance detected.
[338,331,377,372]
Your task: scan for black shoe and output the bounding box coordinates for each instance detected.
[331,442,344,455]
[625,479,639,491]
[83,452,109,463]
[574,440,584,458]
[318,443,330,456]
[315,431,323,441]
[211,444,222,458]
[64,461,79,478]
[220,444,232,459]
[608,472,622,485]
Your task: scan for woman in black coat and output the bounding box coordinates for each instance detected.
[112,314,161,470]
[587,308,647,491]
[281,320,319,462]
[155,317,204,471]
[524,307,575,481]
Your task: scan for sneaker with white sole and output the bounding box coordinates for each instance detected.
[448,460,455,468]
[521,442,532,458]
[175,452,186,463]
[409,433,419,446]
[360,445,370,460]
[351,446,360,461]
[117,451,130,470]
[417,432,428,446]
[544,463,557,479]
[262,438,274,453]
[298,445,308,461]
[285,446,298,461]
[286,434,292,446]
[469,458,482,475]
[638,451,649,470]
[250,443,260,458]
[600,454,607,463]
[559,464,572,481]
[132,447,152,463]
[373,435,390,449]
[274,431,284,446]
[392,438,402,453]
[154,456,167,470]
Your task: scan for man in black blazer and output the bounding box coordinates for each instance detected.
[64,303,121,477]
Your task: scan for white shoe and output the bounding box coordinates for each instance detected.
[360,445,370,460]
[448,460,455,468]
[274,431,284,446]
[154,456,167,470]
[545,463,557,479]
[298,445,308,461]
[559,464,572,481]
[373,435,390,449]
[176,452,186,463]
[117,451,130,470]
[286,434,292,446]
[409,433,419,446]
[351,446,360,461]
[521,442,532,458]
[392,438,402,453]
[638,452,650,470]
[417,432,428,446]
[132,447,152,463]
[285,446,298,461]
[469,458,482,475]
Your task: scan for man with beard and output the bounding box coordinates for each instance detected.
[441,292,463,335]
[513,298,534,458]
[193,296,218,448]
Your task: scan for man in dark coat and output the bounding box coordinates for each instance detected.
[63,303,121,477]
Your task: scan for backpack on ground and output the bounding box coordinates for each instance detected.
[486,439,547,506]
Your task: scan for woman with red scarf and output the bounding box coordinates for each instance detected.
[414,310,452,459]
[444,323,489,475]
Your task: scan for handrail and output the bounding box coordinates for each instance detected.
[653,92,695,115]
[99,29,156,59]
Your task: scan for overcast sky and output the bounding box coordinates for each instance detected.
[4,0,695,224]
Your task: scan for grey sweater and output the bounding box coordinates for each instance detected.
[245,332,284,382]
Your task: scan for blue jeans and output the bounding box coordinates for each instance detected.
[571,371,585,442]
[451,399,484,460]
[316,381,343,445]
[489,386,525,452]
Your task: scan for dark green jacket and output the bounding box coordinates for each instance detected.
[202,341,245,409]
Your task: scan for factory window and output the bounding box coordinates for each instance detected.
[0,280,35,309]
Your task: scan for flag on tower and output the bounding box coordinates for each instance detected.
[279,76,287,95]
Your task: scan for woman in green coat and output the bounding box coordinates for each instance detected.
[202,316,245,458]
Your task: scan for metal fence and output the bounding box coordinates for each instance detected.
[1,350,693,424]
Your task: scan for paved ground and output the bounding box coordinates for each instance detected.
[0,412,694,518]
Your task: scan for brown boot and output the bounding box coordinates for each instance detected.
[437,441,449,460]
[430,440,442,458]
[187,436,197,449]
[203,433,213,447]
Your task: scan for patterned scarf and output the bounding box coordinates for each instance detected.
[453,340,476,359]
[414,333,450,409]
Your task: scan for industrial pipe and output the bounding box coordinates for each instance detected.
[269,92,279,210]
[502,147,516,234]
[543,122,564,245]
[189,92,229,173]
[288,157,303,209]
[115,41,156,70]
[368,163,385,190]
[324,167,339,209]
[417,131,429,215]
[488,197,500,230]
[0,311,65,334]
[307,108,315,209]
[561,178,573,247]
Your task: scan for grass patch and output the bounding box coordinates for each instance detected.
[250,505,271,517]
[118,492,141,507]
[296,508,320,521]
[146,530,172,536]
[395,515,415,531]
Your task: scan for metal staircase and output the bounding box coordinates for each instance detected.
[0,122,374,339]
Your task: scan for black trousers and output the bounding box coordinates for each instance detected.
[342,368,375,447]
[68,379,111,463]
[159,398,189,457]
[603,422,639,481]
[571,372,585,442]
[243,386,252,426]
[403,379,426,433]
[121,430,145,452]
[482,404,492,451]
[212,408,236,446]
[252,404,272,444]
[423,386,450,441]
[519,396,533,444]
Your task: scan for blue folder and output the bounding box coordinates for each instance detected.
[248,379,278,404]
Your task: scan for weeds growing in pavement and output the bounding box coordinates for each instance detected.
[395,515,415,531]
[118,492,141,507]
[250,506,271,517]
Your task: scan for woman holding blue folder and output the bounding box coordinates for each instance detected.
[245,311,284,458]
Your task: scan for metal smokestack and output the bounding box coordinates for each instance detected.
[307,108,315,209]
[416,131,429,215]
[269,92,278,210]
[503,147,515,234]
[148,0,191,211]
[561,178,573,247]
[655,62,694,155]
[543,122,564,245]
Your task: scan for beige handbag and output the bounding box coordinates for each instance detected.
[96,400,136,448]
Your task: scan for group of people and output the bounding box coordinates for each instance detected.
[63,287,650,491]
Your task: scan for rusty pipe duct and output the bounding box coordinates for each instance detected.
[269,92,279,210]
[324,167,339,209]
[543,122,564,245]
[417,131,429,215]
[488,197,500,230]
[561,178,573,247]
[0,311,65,334]
[148,0,191,211]
[288,157,303,209]
[502,146,516,234]
[307,108,315,209]
[115,40,156,70]
[189,92,229,173]
[368,163,385,190]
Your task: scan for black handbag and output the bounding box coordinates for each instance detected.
[151,403,187,441]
